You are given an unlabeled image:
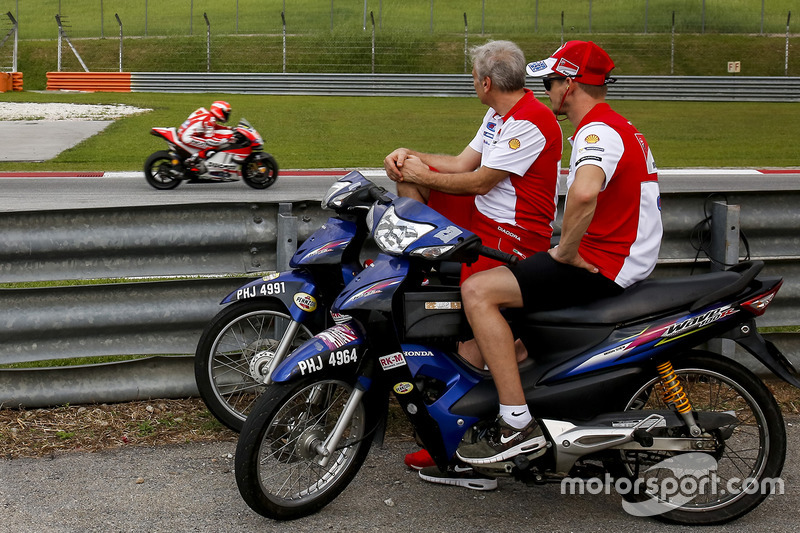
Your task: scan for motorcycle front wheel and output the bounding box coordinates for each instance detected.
[242,152,279,189]
[194,300,315,432]
[235,376,377,520]
[144,150,182,190]
[607,351,786,525]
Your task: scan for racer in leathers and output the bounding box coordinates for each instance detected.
[179,101,232,174]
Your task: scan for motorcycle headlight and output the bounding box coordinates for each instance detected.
[373,206,435,254]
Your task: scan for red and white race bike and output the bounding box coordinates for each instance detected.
[145,118,279,190]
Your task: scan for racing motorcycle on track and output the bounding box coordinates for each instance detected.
[145,118,278,190]
[234,191,798,524]
[194,172,385,431]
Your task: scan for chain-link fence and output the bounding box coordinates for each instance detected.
[1,0,796,39]
[3,1,798,81]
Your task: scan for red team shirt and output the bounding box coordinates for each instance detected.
[568,103,662,288]
[463,89,562,276]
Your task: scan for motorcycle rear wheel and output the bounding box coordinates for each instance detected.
[194,300,315,432]
[144,150,182,190]
[606,351,785,525]
[235,377,376,520]
[243,153,279,189]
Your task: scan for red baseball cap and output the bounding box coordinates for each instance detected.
[526,41,615,86]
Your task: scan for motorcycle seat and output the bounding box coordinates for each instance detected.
[524,262,763,325]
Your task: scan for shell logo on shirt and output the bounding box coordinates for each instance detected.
[585,134,600,144]
[508,138,521,150]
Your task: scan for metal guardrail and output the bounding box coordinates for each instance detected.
[124,73,800,102]
[1,186,798,408]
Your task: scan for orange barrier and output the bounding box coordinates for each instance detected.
[12,72,23,91]
[0,72,10,92]
[46,72,132,92]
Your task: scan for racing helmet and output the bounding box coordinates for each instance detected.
[210,101,231,123]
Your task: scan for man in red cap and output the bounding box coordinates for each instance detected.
[456,41,663,465]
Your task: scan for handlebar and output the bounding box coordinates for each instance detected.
[478,245,519,266]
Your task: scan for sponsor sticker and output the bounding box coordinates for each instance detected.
[293,292,318,312]
[393,382,414,394]
[508,138,521,150]
[379,352,407,370]
[585,134,600,144]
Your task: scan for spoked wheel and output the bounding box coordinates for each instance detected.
[144,150,182,190]
[242,153,279,189]
[607,352,786,525]
[235,377,377,520]
[194,300,315,432]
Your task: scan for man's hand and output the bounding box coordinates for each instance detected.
[548,246,599,274]
[384,148,412,182]
[398,155,429,184]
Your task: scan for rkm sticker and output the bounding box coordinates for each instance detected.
[379,352,406,370]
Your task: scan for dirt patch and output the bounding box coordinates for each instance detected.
[1,380,798,460]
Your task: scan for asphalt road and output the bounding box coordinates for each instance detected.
[1,423,799,533]
[2,167,800,213]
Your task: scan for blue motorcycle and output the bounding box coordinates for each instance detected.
[235,192,797,524]
[194,171,383,431]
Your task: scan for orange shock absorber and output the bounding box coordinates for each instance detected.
[656,361,702,436]
[656,361,692,413]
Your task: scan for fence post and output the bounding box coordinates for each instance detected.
[671,11,675,75]
[561,11,564,45]
[464,12,468,73]
[644,0,648,34]
[370,11,375,74]
[204,12,210,73]
[701,0,705,34]
[535,0,539,32]
[787,12,792,76]
[481,0,485,34]
[281,11,286,73]
[589,0,592,33]
[276,203,297,271]
[190,0,193,36]
[100,0,104,38]
[145,0,148,37]
[115,13,122,72]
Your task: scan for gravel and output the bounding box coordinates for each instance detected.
[0,102,150,121]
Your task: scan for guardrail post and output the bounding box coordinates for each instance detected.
[709,201,740,272]
[709,201,740,358]
[276,203,297,271]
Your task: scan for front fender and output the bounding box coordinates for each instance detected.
[221,270,320,322]
[271,322,365,383]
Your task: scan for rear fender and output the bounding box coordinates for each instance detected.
[221,270,320,322]
[730,319,800,388]
[271,322,365,383]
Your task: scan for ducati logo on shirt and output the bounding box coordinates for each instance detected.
[585,134,600,144]
[508,138,521,150]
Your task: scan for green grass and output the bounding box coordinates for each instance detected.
[1,91,799,171]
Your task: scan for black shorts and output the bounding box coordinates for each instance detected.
[509,251,623,312]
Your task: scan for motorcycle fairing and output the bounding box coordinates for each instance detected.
[291,217,358,268]
[401,343,482,458]
[333,254,407,313]
[270,322,364,383]
[221,269,321,322]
